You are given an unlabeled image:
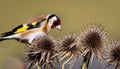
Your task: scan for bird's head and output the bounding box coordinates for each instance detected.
[47,14,61,30]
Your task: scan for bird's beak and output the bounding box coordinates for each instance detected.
[56,25,61,31]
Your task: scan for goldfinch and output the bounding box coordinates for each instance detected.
[0,14,61,44]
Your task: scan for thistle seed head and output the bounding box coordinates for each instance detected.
[105,41,120,69]
[78,24,110,62]
[25,36,56,69]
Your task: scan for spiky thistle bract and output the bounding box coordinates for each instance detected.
[54,34,81,69]
[105,41,120,69]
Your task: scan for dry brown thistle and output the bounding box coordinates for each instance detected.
[77,24,110,69]
[54,34,81,69]
[25,36,57,69]
[104,41,120,69]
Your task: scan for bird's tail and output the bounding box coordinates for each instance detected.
[0,31,14,42]
[81,51,92,69]
[0,38,7,42]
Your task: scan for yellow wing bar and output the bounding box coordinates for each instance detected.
[32,22,37,26]
[0,21,41,37]
[14,25,28,33]
[12,22,40,34]
[12,21,39,34]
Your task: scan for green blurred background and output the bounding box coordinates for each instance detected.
[0,0,120,69]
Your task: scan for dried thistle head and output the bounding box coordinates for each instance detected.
[105,41,120,69]
[25,36,56,69]
[78,24,110,62]
[55,34,81,69]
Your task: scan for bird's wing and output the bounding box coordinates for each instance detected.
[12,20,46,34]
[12,15,47,34]
[1,15,47,37]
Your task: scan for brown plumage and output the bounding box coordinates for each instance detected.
[25,15,47,24]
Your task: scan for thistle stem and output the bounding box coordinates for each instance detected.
[81,51,92,69]
[115,63,119,69]
[37,61,41,69]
